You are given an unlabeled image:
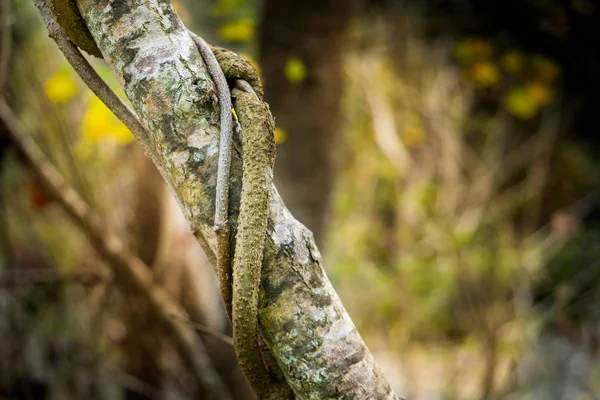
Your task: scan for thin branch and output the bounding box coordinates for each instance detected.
[172,313,234,347]
[0,99,231,400]
[32,0,169,187]
[41,10,144,137]
[32,2,217,280]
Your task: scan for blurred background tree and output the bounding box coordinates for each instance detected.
[2,0,600,399]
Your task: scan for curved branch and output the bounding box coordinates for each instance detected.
[43,0,400,397]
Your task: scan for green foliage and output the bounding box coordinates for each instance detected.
[326,20,596,353]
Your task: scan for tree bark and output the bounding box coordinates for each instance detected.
[72,1,398,398]
[259,0,349,246]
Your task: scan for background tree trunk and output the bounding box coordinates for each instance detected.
[258,0,350,246]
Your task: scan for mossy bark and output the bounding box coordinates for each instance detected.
[230,89,290,398]
[74,0,399,398]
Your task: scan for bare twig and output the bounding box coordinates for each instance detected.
[32,0,171,190]
[0,99,231,400]
[32,3,222,295]
[172,313,234,347]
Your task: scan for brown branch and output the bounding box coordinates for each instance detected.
[0,99,231,400]
[28,0,401,396]
[62,0,401,397]
[32,0,174,197]
[32,2,218,277]
[172,313,234,347]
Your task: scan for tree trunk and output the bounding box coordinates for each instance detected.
[259,0,349,246]
[67,1,398,398]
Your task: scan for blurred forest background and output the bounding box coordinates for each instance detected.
[1,0,600,399]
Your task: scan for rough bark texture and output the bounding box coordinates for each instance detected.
[74,0,398,398]
[259,0,349,246]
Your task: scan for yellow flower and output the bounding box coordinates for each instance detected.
[526,81,554,106]
[468,61,500,88]
[504,87,539,119]
[501,50,524,73]
[218,19,254,42]
[82,97,133,144]
[274,126,287,144]
[403,122,425,148]
[44,70,77,103]
[284,57,307,84]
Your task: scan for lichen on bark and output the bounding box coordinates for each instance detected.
[74,0,400,398]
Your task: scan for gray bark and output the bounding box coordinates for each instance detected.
[74,0,398,398]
